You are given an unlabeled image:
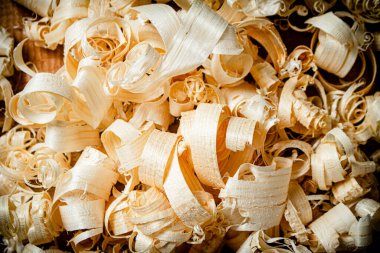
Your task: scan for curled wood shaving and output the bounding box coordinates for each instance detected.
[355,198,380,230]
[237,18,287,72]
[9,73,75,125]
[2,0,380,252]
[205,52,253,86]
[26,143,70,189]
[349,215,372,248]
[0,26,14,77]
[107,187,191,252]
[23,0,90,50]
[307,12,359,78]
[116,121,155,173]
[271,140,313,179]
[13,38,37,77]
[22,243,68,253]
[316,49,376,95]
[27,192,57,245]
[238,230,312,253]
[311,127,376,190]
[225,117,256,152]
[0,192,59,249]
[217,0,246,23]
[284,199,310,244]
[309,203,357,253]
[0,195,18,238]
[169,74,221,117]
[328,82,367,128]
[54,147,118,250]
[184,103,231,188]
[101,119,139,162]
[228,0,284,17]
[168,80,195,117]
[342,0,380,23]
[280,46,315,78]
[353,92,380,144]
[288,181,313,225]
[139,129,178,190]
[107,42,160,91]
[305,0,337,14]
[129,100,174,131]
[251,61,281,94]
[14,0,55,17]
[45,120,100,153]
[278,76,331,136]
[0,76,14,132]
[72,58,112,129]
[332,176,373,204]
[163,139,214,227]
[219,158,292,231]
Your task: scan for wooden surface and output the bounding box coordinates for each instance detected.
[0,0,63,92]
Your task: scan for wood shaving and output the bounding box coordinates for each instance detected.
[0,26,14,77]
[0,0,379,252]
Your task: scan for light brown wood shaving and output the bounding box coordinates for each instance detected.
[1,0,380,252]
[309,203,357,253]
[342,0,380,23]
[14,0,55,17]
[228,0,284,17]
[0,26,14,77]
[304,0,337,14]
[219,157,292,231]
[306,12,359,78]
[0,76,14,132]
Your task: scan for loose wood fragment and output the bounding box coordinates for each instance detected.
[0,0,379,252]
[0,26,14,77]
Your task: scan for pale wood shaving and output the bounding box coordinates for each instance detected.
[1,0,379,252]
[0,26,14,77]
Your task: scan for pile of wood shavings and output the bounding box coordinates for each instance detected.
[0,0,380,252]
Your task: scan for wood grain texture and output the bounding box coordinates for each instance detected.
[0,0,63,92]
